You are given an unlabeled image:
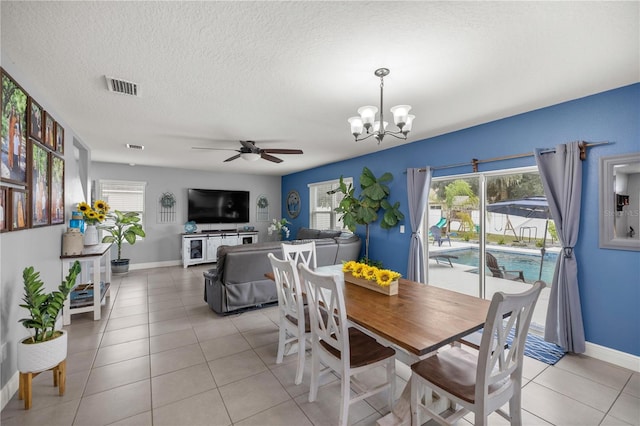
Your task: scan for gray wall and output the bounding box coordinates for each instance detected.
[0,62,87,394]
[90,162,281,266]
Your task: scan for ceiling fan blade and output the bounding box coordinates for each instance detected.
[261,148,303,155]
[192,146,239,152]
[261,152,283,163]
[224,154,242,162]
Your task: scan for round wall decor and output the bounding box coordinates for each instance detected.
[286,190,301,219]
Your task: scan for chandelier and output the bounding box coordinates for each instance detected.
[348,68,415,144]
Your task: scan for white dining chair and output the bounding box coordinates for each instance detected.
[298,263,396,426]
[267,253,310,385]
[282,241,317,269]
[410,281,544,426]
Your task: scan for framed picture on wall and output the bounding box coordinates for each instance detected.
[55,122,64,154]
[10,187,28,231]
[31,140,50,227]
[0,186,7,232]
[1,69,28,185]
[44,112,55,150]
[50,153,64,224]
[28,97,43,142]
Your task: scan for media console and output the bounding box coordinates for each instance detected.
[181,230,258,268]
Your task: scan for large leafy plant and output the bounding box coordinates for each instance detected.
[99,210,146,260]
[19,261,81,343]
[330,167,404,264]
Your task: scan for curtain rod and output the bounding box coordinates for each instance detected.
[412,141,611,173]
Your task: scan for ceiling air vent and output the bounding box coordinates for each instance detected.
[105,76,140,97]
[126,144,144,150]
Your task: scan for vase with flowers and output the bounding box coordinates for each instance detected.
[268,218,290,241]
[342,260,402,296]
[76,200,110,246]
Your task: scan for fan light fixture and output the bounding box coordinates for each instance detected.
[348,68,415,144]
[241,152,261,162]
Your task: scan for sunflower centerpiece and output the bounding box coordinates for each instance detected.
[76,200,110,245]
[342,260,401,295]
[77,200,110,225]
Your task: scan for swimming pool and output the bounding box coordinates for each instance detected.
[438,248,558,283]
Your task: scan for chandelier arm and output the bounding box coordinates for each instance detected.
[354,133,378,142]
[383,132,408,141]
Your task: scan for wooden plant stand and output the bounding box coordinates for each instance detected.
[18,359,66,409]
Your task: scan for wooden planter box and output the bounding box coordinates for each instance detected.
[344,272,398,296]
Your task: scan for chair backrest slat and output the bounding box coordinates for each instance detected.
[298,263,349,366]
[268,253,305,325]
[476,281,544,400]
[282,241,317,269]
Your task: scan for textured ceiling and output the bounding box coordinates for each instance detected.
[1,1,638,176]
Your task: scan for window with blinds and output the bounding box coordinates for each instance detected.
[308,178,353,230]
[96,179,146,231]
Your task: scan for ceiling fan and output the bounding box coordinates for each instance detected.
[192,140,303,163]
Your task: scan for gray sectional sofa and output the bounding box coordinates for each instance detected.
[203,228,361,315]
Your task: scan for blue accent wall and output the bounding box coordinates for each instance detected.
[282,83,640,356]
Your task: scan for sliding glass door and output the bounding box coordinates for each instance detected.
[426,167,555,334]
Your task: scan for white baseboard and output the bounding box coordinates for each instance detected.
[1,371,19,411]
[129,260,182,271]
[584,341,640,372]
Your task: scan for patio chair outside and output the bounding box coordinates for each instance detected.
[430,225,451,247]
[486,252,525,282]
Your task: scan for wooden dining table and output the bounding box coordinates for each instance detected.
[268,264,492,425]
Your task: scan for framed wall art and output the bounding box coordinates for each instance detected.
[0,186,7,232]
[286,190,300,219]
[28,97,43,142]
[31,141,50,227]
[50,153,64,224]
[10,187,28,231]
[55,122,64,154]
[44,112,55,150]
[256,194,269,222]
[1,69,28,185]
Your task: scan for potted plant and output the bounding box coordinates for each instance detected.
[18,261,81,375]
[99,210,146,273]
[329,167,404,265]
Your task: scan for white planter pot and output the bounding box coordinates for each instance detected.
[84,225,99,246]
[17,330,67,373]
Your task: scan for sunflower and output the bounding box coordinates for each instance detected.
[362,265,378,281]
[351,263,365,278]
[86,210,98,220]
[375,269,398,287]
[342,260,356,272]
[77,202,91,213]
[97,214,106,222]
[93,200,109,213]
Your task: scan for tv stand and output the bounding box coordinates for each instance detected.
[181,230,258,268]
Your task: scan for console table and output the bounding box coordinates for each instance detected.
[181,230,258,268]
[61,243,112,325]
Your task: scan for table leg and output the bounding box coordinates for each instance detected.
[23,372,33,410]
[92,257,101,320]
[58,360,66,396]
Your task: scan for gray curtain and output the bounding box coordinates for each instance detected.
[535,142,585,353]
[407,167,432,282]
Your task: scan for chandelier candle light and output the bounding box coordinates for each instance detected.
[348,68,415,144]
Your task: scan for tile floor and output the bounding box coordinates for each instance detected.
[2,265,639,425]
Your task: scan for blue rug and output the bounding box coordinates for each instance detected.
[469,329,566,365]
[505,329,566,365]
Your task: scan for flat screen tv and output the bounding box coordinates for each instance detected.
[188,189,250,224]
